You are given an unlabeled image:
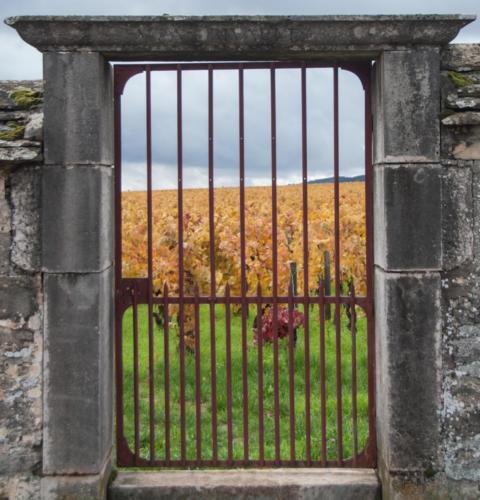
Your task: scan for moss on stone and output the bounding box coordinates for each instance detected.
[448,71,474,88]
[0,123,25,140]
[9,88,42,108]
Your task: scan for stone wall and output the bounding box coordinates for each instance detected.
[0,44,480,500]
[438,44,480,498]
[0,81,43,499]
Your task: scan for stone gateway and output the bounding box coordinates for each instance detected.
[0,15,479,500]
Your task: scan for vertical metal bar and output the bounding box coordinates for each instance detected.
[131,286,140,462]
[113,76,126,463]
[225,284,233,464]
[364,66,377,465]
[349,282,358,465]
[301,63,312,465]
[319,281,327,466]
[208,65,218,463]
[163,282,171,464]
[333,65,343,465]
[194,284,202,464]
[270,64,281,464]
[238,66,249,464]
[287,283,296,462]
[256,283,265,464]
[177,66,187,465]
[114,77,123,301]
[145,66,155,463]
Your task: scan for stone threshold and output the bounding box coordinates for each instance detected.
[109,468,380,499]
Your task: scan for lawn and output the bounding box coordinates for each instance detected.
[120,303,369,464]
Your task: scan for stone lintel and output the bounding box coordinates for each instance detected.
[5,15,475,59]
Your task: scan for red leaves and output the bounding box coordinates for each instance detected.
[253,306,304,345]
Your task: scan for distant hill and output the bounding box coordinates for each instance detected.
[308,175,365,184]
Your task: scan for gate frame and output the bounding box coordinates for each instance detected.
[113,60,375,469]
[6,14,474,499]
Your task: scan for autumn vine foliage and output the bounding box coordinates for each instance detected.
[121,182,366,347]
[252,306,305,345]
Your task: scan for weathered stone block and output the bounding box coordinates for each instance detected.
[445,94,480,110]
[379,465,480,500]
[441,124,480,159]
[0,111,29,121]
[0,80,43,111]
[373,47,440,163]
[473,163,480,258]
[441,70,462,109]
[43,268,113,474]
[442,111,480,126]
[0,172,10,235]
[24,111,43,141]
[0,139,42,165]
[450,377,480,415]
[41,460,111,500]
[442,43,480,71]
[110,469,380,500]
[458,84,480,97]
[375,269,441,471]
[0,233,9,275]
[0,275,38,321]
[0,474,41,500]
[442,166,474,270]
[43,52,113,165]
[374,164,442,271]
[41,165,113,273]
[10,165,41,272]
[445,434,480,484]
[0,323,43,477]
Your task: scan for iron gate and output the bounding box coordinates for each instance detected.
[114,61,375,468]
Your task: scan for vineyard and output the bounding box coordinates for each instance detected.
[121,182,366,297]
[120,181,370,463]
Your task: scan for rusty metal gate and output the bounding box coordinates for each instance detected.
[114,61,375,468]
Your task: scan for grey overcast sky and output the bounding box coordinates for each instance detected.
[1,1,479,189]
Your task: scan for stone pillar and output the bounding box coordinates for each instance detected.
[372,47,444,498]
[41,52,114,498]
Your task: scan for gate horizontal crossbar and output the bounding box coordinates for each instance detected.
[118,286,368,310]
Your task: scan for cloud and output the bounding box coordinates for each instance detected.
[120,65,366,189]
[2,1,479,80]
[1,1,478,188]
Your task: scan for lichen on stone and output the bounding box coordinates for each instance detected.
[448,71,474,88]
[9,88,42,109]
[0,123,25,141]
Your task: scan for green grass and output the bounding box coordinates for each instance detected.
[121,304,369,464]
